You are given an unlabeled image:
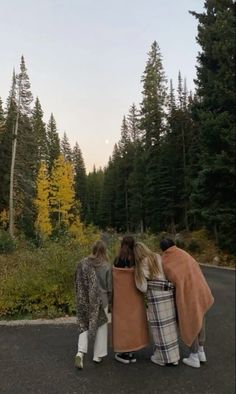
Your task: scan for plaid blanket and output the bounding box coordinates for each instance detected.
[147,279,179,364]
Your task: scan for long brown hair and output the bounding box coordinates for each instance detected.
[134,242,160,285]
[117,235,135,264]
[90,240,108,263]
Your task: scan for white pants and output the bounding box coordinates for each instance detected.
[77,307,108,359]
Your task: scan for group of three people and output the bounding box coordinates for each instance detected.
[74,235,214,369]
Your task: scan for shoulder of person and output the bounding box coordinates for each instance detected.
[101,261,111,269]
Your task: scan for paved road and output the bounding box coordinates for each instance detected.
[0,266,235,394]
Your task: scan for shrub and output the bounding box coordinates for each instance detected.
[0,230,16,254]
[0,240,86,318]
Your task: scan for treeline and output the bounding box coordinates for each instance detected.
[0,0,235,253]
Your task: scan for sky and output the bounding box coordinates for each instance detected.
[0,0,204,173]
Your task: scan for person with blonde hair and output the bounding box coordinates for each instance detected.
[134,242,180,366]
[75,239,112,369]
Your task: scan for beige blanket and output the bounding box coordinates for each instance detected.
[162,246,214,346]
[112,267,149,352]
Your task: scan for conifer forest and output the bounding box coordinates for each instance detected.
[0,0,235,255]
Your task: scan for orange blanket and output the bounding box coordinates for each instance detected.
[112,267,149,352]
[162,246,214,347]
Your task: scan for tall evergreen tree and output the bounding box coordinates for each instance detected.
[98,147,119,229]
[72,142,87,220]
[190,0,236,251]
[0,72,17,214]
[0,97,4,141]
[127,103,141,143]
[61,132,72,162]
[117,116,136,231]
[13,56,35,237]
[46,113,60,171]
[158,79,177,232]
[86,166,104,225]
[140,41,167,231]
[31,97,47,173]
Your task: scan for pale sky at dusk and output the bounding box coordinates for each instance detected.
[0,0,204,172]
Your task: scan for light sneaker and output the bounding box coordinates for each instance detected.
[198,350,207,363]
[75,352,84,369]
[151,355,165,366]
[93,356,103,363]
[128,353,137,363]
[172,361,179,366]
[182,353,200,368]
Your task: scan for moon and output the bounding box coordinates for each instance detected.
[105,139,109,144]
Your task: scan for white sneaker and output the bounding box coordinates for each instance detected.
[198,350,207,363]
[75,352,84,369]
[151,355,165,366]
[182,353,200,368]
[172,361,179,366]
[93,356,103,363]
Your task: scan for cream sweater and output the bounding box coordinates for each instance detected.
[135,254,166,293]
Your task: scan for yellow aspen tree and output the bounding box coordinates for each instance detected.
[34,161,52,238]
[50,154,75,227]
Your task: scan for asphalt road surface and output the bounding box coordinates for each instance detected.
[0,266,235,394]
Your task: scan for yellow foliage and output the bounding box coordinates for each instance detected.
[50,155,75,226]
[34,162,52,238]
[69,216,87,245]
[0,209,9,229]
[69,217,100,247]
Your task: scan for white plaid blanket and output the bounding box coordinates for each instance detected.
[147,279,180,364]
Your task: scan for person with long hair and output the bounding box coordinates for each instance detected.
[134,242,180,366]
[75,240,112,369]
[112,235,149,364]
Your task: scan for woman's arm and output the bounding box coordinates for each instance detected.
[135,259,150,293]
[135,275,148,293]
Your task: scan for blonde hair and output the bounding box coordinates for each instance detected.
[134,242,160,285]
[91,240,108,263]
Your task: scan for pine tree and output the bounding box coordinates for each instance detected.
[140,41,167,231]
[34,161,52,239]
[190,0,236,251]
[16,55,33,115]
[61,132,72,162]
[128,142,146,232]
[47,113,60,171]
[86,166,104,225]
[127,103,141,143]
[32,97,47,170]
[0,96,7,211]
[0,72,17,215]
[0,97,4,142]
[162,75,194,231]
[72,142,87,220]
[50,154,75,227]
[116,116,135,231]
[12,56,35,237]
[158,79,177,232]
[98,149,119,229]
